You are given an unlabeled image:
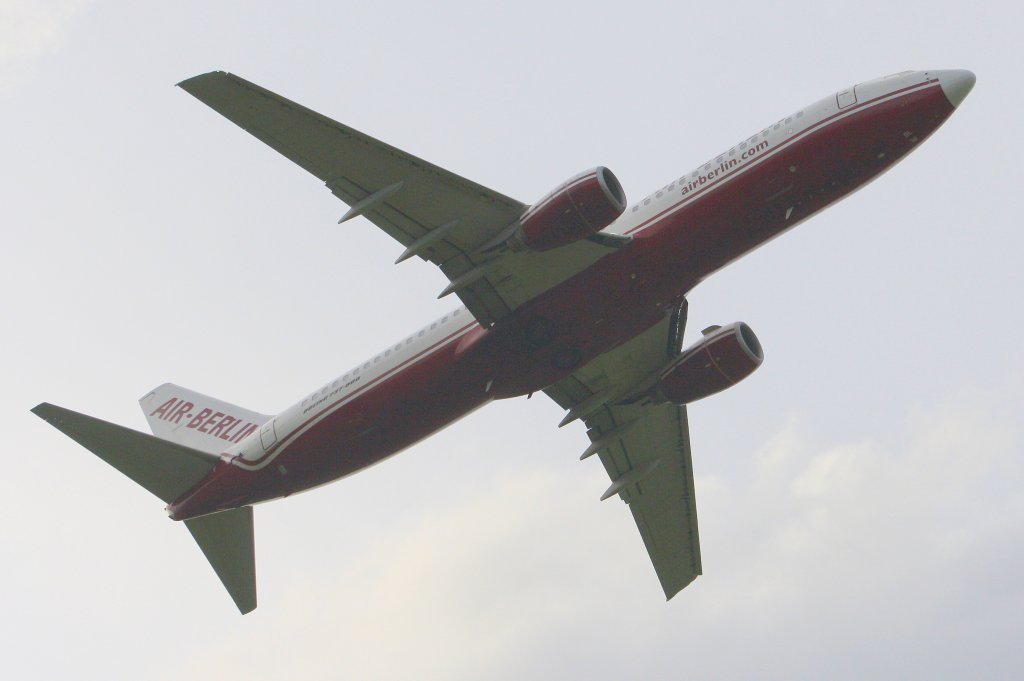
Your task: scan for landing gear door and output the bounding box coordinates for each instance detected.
[260,418,278,451]
[836,86,858,109]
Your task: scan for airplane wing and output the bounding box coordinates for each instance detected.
[178,71,613,326]
[543,305,702,598]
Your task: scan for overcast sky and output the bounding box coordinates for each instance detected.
[4,1,1022,679]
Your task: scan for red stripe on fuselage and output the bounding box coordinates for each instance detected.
[169,323,492,519]
[239,321,478,468]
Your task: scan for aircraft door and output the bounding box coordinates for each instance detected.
[836,85,858,109]
[260,418,278,451]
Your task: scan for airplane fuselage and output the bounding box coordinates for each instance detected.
[168,70,969,520]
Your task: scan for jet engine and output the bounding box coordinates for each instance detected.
[517,167,627,252]
[653,322,764,404]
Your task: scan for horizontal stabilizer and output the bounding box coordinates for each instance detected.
[32,403,218,503]
[185,506,257,614]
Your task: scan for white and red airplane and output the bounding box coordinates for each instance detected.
[34,69,975,613]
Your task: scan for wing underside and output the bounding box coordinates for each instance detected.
[543,305,702,598]
[178,71,612,326]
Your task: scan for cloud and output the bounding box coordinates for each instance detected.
[0,0,89,93]
[160,469,627,680]
[157,400,1023,680]
[679,405,1023,678]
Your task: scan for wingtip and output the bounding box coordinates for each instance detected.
[176,70,230,90]
[31,402,54,418]
[237,599,258,615]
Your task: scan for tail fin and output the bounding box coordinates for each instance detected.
[139,383,271,455]
[32,402,258,614]
[32,403,218,503]
[185,506,257,614]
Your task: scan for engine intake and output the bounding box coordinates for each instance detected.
[654,322,764,404]
[517,167,626,252]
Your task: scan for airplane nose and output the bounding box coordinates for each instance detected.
[935,69,976,107]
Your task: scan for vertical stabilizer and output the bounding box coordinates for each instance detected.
[140,383,271,455]
[185,506,257,614]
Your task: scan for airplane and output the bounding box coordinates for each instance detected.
[32,68,975,614]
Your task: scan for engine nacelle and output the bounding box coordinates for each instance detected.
[517,167,626,252]
[654,322,764,404]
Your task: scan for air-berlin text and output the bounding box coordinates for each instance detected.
[149,398,259,443]
[681,140,771,196]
